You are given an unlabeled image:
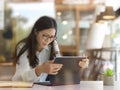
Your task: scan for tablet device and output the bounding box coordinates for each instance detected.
[37,56,85,86]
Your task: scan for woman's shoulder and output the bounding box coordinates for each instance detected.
[17,42,25,50]
[16,42,27,56]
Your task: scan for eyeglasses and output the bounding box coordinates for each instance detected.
[42,34,56,41]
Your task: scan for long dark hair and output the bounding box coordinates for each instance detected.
[14,16,57,68]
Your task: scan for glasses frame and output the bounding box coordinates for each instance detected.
[42,34,57,41]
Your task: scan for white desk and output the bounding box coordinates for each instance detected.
[0,81,120,90]
[104,81,120,90]
[0,81,103,90]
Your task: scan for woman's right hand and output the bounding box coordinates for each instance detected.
[35,60,63,76]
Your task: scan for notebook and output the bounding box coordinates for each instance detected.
[0,81,33,88]
[36,56,85,86]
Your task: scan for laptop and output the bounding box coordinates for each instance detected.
[35,56,85,86]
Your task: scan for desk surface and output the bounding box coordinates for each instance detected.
[104,81,120,90]
[0,81,103,90]
[0,81,120,90]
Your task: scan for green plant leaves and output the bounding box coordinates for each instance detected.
[104,68,113,76]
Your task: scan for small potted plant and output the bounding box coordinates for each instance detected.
[103,68,114,85]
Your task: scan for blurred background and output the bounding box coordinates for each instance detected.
[0,0,120,81]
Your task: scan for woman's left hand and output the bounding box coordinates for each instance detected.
[79,58,89,68]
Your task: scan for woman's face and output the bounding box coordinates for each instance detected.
[36,28,56,50]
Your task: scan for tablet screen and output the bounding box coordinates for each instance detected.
[48,56,86,85]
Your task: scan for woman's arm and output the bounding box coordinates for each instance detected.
[12,52,62,82]
[12,51,40,82]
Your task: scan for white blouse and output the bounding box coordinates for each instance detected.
[12,45,51,82]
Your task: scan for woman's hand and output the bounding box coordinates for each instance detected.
[35,60,63,76]
[79,58,89,69]
[41,60,63,75]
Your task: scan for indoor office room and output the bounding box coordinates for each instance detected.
[0,0,120,90]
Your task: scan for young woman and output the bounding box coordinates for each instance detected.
[12,16,88,82]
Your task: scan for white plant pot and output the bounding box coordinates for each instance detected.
[103,76,114,85]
